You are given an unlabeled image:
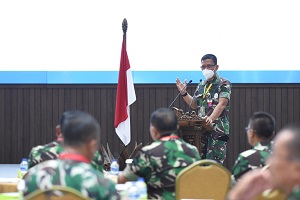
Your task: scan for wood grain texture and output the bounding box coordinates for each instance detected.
[0,83,299,170]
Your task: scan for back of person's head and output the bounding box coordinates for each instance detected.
[150,108,178,135]
[201,54,217,65]
[249,111,275,140]
[283,125,300,161]
[61,110,100,147]
[59,111,70,128]
[55,111,74,139]
[249,112,275,140]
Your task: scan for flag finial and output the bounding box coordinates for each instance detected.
[122,18,128,34]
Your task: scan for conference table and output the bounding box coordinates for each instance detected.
[0,193,19,200]
[0,164,20,196]
[0,164,21,200]
[0,178,19,193]
[0,177,20,200]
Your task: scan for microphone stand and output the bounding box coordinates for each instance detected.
[168,80,192,109]
[188,79,202,114]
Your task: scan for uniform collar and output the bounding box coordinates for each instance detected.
[159,133,179,141]
[58,152,90,164]
[253,141,271,151]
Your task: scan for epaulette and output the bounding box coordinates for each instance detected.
[219,77,230,86]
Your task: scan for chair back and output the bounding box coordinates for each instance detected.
[176,159,231,200]
[254,189,287,200]
[24,186,91,200]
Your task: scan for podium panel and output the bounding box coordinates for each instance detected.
[171,107,213,154]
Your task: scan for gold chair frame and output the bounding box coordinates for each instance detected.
[24,186,91,200]
[176,159,231,200]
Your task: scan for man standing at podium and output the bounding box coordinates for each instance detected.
[176,54,231,164]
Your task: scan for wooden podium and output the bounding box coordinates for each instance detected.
[171,107,213,154]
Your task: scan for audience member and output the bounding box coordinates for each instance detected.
[28,112,103,172]
[118,108,200,199]
[24,110,119,200]
[231,112,275,181]
[28,125,63,168]
[228,126,300,200]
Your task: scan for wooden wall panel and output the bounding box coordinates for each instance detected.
[11,89,18,162]
[29,88,36,149]
[0,88,4,162]
[0,84,300,171]
[294,88,300,123]
[4,89,11,163]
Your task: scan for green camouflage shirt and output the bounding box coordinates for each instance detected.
[122,135,200,199]
[24,159,119,200]
[288,186,300,200]
[196,73,231,135]
[231,141,272,181]
[28,140,103,172]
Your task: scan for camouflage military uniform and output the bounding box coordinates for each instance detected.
[28,140,63,168]
[28,140,103,172]
[195,73,231,164]
[24,159,119,200]
[122,134,200,199]
[288,186,300,200]
[232,141,272,181]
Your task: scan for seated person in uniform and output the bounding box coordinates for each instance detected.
[228,126,300,200]
[28,111,103,172]
[28,125,63,168]
[118,107,200,199]
[24,110,119,200]
[231,111,275,182]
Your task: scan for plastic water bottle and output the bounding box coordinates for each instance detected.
[128,182,139,200]
[19,158,28,177]
[110,159,119,175]
[136,177,148,200]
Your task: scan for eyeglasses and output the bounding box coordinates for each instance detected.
[245,126,250,132]
[245,127,257,133]
[200,64,216,70]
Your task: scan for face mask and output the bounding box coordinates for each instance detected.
[202,69,214,80]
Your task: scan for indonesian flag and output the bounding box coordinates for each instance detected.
[114,35,136,145]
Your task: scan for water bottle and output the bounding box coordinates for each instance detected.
[19,158,28,178]
[136,177,148,200]
[110,159,119,175]
[128,182,139,200]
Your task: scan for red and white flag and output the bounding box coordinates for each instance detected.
[114,35,136,145]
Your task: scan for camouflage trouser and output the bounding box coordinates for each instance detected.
[200,131,228,164]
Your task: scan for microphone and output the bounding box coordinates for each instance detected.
[194,79,202,97]
[168,80,192,109]
[188,79,202,114]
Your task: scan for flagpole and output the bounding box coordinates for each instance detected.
[121,18,128,147]
[115,18,136,146]
[122,18,127,46]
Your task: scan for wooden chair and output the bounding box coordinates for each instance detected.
[254,189,287,200]
[24,186,91,200]
[176,159,231,200]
